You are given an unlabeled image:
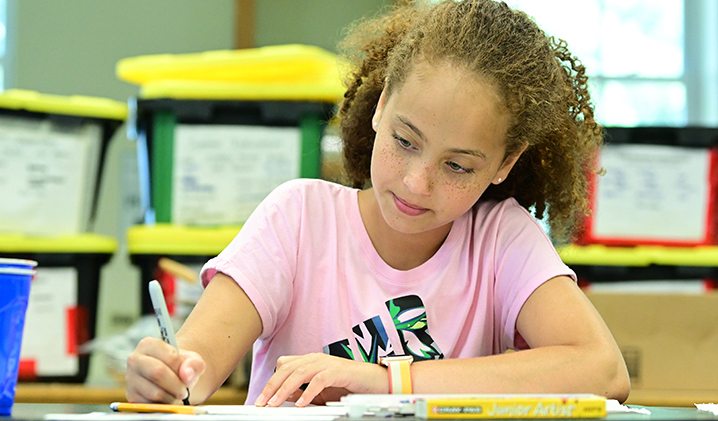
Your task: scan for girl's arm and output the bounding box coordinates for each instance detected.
[410,275,630,400]
[126,273,262,404]
[257,275,630,406]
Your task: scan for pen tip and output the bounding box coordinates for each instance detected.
[109,402,119,411]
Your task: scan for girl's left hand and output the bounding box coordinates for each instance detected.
[254,353,389,407]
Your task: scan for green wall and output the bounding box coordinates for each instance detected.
[7,0,391,102]
[255,0,390,53]
[8,0,234,101]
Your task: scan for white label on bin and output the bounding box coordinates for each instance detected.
[172,124,301,225]
[175,263,205,320]
[0,116,102,235]
[20,267,79,376]
[593,144,710,241]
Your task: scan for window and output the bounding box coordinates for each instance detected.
[0,0,6,91]
[504,0,717,127]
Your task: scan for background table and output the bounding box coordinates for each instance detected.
[14,384,247,405]
[17,384,717,408]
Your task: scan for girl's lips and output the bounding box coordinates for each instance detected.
[393,194,429,216]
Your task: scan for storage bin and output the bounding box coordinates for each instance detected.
[127,224,252,387]
[0,90,127,236]
[118,45,342,225]
[558,244,718,284]
[127,224,239,317]
[131,98,335,225]
[0,233,117,382]
[579,126,718,247]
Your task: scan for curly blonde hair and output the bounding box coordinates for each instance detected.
[337,0,602,242]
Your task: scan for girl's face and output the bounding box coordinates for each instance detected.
[370,60,522,236]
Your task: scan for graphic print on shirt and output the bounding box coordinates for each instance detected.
[353,315,395,363]
[323,339,354,360]
[323,295,443,362]
[387,295,444,360]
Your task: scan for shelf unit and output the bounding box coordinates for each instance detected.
[558,244,718,282]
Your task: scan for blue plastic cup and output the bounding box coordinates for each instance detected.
[0,267,34,416]
[0,259,37,270]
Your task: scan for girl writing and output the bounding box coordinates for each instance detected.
[126,0,630,407]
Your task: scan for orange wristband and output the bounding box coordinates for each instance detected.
[379,355,414,394]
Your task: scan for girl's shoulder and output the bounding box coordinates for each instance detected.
[263,178,358,211]
[269,178,355,198]
[474,196,534,222]
[471,197,551,241]
[239,179,358,242]
[278,178,354,191]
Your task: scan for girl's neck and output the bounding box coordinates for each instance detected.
[357,189,452,271]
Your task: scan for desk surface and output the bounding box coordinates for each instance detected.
[16,384,718,408]
[4,403,718,421]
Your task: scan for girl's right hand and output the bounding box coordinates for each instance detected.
[125,336,207,404]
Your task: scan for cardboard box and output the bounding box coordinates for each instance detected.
[586,291,718,393]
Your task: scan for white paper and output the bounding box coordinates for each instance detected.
[696,403,718,415]
[203,405,347,418]
[45,416,338,421]
[606,399,651,415]
[0,116,102,235]
[45,399,648,421]
[172,124,301,225]
[593,144,710,241]
[44,405,346,421]
[20,267,79,376]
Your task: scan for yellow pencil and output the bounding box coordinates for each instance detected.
[110,402,207,415]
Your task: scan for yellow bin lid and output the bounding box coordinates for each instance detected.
[0,233,117,254]
[557,244,651,267]
[117,44,342,84]
[127,224,241,256]
[0,89,128,120]
[559,244,718,267]
[116,44,345,103]
[640,245,718,267]
[139,79,344,103]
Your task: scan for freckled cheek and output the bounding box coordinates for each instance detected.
[372,142,406,178]
[440,179,486,206]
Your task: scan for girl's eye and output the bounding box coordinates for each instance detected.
[393,134,414,149]
[447,161,474,174]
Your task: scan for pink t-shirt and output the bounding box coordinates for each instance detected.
[200,179,574,403]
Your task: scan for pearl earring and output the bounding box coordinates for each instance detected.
[497,178,502,183]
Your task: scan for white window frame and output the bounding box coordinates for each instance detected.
[684,0,718,126]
